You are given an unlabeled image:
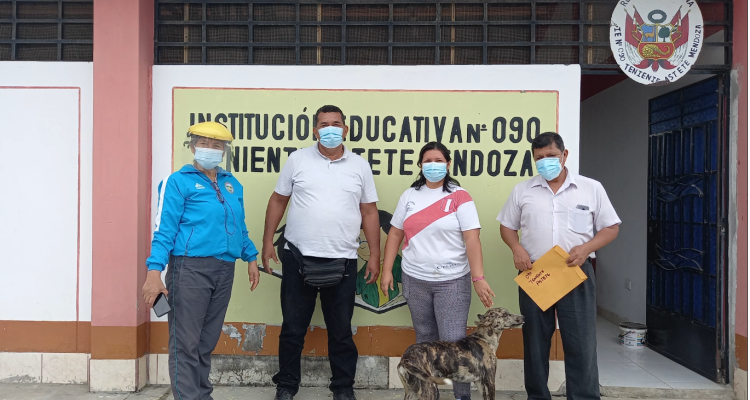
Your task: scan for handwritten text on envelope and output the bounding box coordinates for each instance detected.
[514,245,588,311]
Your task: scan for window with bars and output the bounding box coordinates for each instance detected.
[154,0,732,72]
[0,0,93,61]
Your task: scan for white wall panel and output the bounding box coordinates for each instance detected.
[0,62,93,321]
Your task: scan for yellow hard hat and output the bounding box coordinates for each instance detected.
[187,121,233,142]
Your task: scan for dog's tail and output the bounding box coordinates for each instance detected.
[398,360,453,386]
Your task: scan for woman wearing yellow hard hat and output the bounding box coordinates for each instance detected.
[142,121,260,400]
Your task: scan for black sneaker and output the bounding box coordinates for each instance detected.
[332,390,356,400]
[274,388,294,400]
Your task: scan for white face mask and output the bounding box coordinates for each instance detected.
[194,148,224,169]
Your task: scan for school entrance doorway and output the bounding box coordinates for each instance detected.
[646,76,730,383]
[582,73,732,391]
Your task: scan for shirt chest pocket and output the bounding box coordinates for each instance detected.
[340,171,362,193]
[567,208,593,234]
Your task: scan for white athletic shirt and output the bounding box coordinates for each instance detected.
[390,185,481,281]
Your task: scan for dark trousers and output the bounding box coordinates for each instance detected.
[520,261,599,400]
[272,250,358,395]
[166,256,235,400]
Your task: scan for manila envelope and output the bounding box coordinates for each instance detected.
[514,245,588,312]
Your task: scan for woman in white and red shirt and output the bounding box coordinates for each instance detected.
[381,142,494,400]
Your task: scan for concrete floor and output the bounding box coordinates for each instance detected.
[0,384,719,400]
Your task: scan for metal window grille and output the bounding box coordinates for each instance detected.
[0,0,93,61]
[646,76,729,381]
[154,0,732,74]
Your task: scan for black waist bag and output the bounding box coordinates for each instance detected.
[287,242,347,288]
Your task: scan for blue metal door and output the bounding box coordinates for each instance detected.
[647,77,729,383]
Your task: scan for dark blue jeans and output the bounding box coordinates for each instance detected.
[272,250,359,395]
[520,260,600,400]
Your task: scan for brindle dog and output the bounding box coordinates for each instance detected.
[397,308,524,400]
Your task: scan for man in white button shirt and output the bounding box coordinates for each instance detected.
[497,132,621,400]
[262,105,381,400]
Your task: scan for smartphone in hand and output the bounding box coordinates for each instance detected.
[153,293,171,317]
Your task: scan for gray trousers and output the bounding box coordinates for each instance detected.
[166,256,235,400]
[519,260,599,400]
[402,272,472,400]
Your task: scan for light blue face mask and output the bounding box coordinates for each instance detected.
[318,126,344,149]
[422,162,448,183]
[535,156,563,181]
[194,147,224,170]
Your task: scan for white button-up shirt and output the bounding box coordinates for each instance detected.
[275,144,378,259]
[497,170,621,262]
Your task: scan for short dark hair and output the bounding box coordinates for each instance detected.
[531,132,565,152]
[315,105,346,124]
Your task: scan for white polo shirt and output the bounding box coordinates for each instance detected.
[275,144,378,259]
[497,170,621,263]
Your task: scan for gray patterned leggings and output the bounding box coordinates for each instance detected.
[402,272,473,400]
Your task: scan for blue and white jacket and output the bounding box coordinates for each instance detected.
[146,164,258,271]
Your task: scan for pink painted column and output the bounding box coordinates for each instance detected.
[731,0,748,379]
[90,0,154,379]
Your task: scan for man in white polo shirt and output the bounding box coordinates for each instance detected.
[262,105,381,400]
[497,132,620,400]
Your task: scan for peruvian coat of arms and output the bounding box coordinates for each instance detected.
[610,0,704,85]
